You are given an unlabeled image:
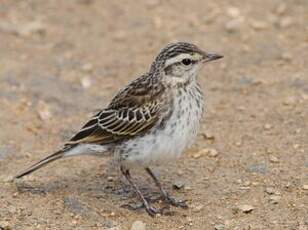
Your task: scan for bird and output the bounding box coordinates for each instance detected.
[15,42,223,216]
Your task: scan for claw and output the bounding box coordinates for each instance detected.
[145,205,160,217]
[165,195,188,209]
[122,201,160,217]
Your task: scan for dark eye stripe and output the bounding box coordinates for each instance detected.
[163,59,197,74]
[173,59,198,66]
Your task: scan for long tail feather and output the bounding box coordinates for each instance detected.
[15,150,65,179]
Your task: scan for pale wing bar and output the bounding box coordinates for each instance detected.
[98,104,157,136]
[68,102,159,144]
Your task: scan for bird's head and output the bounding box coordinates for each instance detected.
[151,42,223,85]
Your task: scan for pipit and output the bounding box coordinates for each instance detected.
[15,42,223,216]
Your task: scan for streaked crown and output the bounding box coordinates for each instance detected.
[150,42,223,72]
[156,42,205,61]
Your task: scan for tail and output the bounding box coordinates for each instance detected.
[15,149,65,179]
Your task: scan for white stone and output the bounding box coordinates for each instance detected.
[131,221,146,230]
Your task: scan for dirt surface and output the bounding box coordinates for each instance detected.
[0,0,307,229]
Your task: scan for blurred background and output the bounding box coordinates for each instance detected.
[0,0,307,229]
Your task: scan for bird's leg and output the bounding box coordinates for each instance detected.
[120,166,159,217]
[145,167,188,209]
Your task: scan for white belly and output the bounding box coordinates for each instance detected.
[120,85,203,167]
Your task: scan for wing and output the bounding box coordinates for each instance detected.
[66,75,166,146]
[67,102,160,145]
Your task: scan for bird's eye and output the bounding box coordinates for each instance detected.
[182,58,192,65]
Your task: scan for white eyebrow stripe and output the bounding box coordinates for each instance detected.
[165,53,202,66]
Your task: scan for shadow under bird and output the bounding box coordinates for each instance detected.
[15,42,223,216]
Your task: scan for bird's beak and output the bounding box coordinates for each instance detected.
[202,53,224,63]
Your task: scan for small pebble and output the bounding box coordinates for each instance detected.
[109,212,116,217]
[285,182,292,189]
[37,101,52,121]
[173,180,185,190]
[250,20,268,30]
[280,52,292,61]
[266,148,274,154]
[202,132,215,140]
[269,195,281,204]
[302,185,308,190]
[194,148,218,158]
[237,106,246,111]
[226,7,240,18]
[251,182,259,186]
[264,123,272,130]
[72,219,78,225]
[238,204,254,213]
[265,187,275,195]
[81,76,92,89]
[269,155,279,163]
[225,18,242,33]
[293,144,300,149]
[186,217,193,226]
[192,152,202,159]
[207,148,219,157]
[239,186,250,190]
[214,224,225,230]
[107,176,114,182]
[193,204,204,212]
[131,221,146,230]
[12,192,18,198]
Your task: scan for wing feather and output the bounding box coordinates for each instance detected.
[66,74,166,146]
[67,102,161,145]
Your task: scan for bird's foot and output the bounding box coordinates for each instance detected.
[144,203,160,217]
[163,194,188,209]
[121,200,161,217]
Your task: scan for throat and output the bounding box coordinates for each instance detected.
[164,71,198,88]
[175,76,194,88]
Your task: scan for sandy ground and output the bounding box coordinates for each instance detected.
[0,0,307,229]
